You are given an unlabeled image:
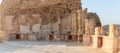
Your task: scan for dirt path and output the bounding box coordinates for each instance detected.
[0,41,107,53]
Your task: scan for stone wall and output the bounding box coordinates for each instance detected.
[89,24,119,53]
[0,0,82,33]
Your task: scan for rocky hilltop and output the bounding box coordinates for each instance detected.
[0,0,82,25]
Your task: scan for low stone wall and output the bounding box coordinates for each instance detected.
[102,36,119,53]
[91,35,119,53]
[88,24,119,53]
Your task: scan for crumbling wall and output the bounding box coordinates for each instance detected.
[89,24,119,53]
[0,0,82,32]
[86,13,101,35]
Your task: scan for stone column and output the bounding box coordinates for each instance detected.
[93,27,101,48]
[72,12,78,35]
[84,19,91,45]
[71,13,75,41]
[78,8,87,43]
[56,17,61,41]
[109,24,116,37]
[57,17,61,34]
[77,10,82,43]
[109,24,119,53]
[71,13,74,35]
[95,27,101,36]
[70,11,79,42]
[77,10,82,34]
[82,8,87,33]
[39,18,42,40]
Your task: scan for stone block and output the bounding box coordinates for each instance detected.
[109,24,116,37]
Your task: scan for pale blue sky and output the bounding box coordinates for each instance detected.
[82,0,120,25]
[0,0,120,25]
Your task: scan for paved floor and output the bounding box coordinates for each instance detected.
[0,41,107,53]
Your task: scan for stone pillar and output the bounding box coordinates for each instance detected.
[109,24,116,37]
[71,12,78,35]
[77,10,82,43]
[39,25,42,40]
[82,8,89,45]
[84,19,91,45]
[56,17,61,41]
[57,17,61,34]
[82,8,87,33]
[95,27,101,36]
[39,18,42,40]
[93,27,102,48]
[71,12,75,41]
[109,24,119,53]
[77,10,82,34]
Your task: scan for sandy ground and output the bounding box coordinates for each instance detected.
[0,41,107,53]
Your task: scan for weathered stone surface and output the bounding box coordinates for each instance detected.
[109,24,116,37]
[84,12,101,45]
[0,0,102,41]
[0,0,82,33]
[0,0,82,25]
[86,13,101,35]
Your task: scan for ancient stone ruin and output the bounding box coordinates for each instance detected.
[0,0,101,41]
[1,0,120,53]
